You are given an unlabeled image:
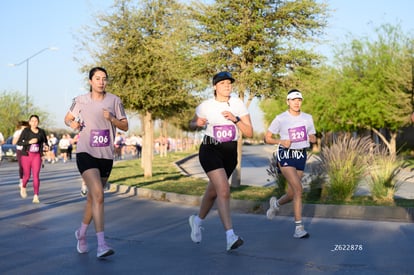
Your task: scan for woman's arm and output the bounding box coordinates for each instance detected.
[236,114,253,138]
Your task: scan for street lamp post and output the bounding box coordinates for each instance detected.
[9,47,58,114]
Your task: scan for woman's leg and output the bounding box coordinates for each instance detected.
[280,167,304,221]
[205,168,232,230]
[198,181,217,219]
[17,150,24,180]
[21,155,31,187]
[81,168,105,232]
[31,153,42,195]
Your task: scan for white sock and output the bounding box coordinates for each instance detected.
[194,215,203,226]
[295,220,302,227]
[226,229,235,239]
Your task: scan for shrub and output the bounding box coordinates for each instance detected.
[318,135,373,202]
[266,150,287,198]
[366,145,409,201]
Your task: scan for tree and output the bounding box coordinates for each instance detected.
[262,23,414,155]
[319,24,412,154]
[0,91,52,137]
[78,0,199,177]
[189,0,329,186]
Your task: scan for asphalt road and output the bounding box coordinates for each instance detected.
[0,153,414,275]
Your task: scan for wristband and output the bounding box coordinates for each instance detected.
[234,116,241,124]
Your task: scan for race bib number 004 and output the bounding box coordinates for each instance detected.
[90,129,110,147]
[288,126,307,143]
[213,125,236,142]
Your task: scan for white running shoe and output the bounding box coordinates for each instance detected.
[293,225,310,239]
[32,195,40,204]
[226,234,244,251]
[188,215,202,243]
[19,184,27,199]
[80,185,88,197]
[266,196,279,219]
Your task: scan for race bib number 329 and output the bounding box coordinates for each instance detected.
[90,129,110,147]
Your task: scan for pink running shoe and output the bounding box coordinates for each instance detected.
[75,230,89,254]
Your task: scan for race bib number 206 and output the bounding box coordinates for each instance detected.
[90,129,110,147]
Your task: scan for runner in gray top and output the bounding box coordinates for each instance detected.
[64,67,128,258]
[264,89,316,239]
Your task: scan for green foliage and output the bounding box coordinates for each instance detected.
[189,0,329,105]
[261,23,414,155]
[80,0,199,121]
[0,91,52,137]
[0,91,26,137]
[366,146,408,201]
[335,24,412,132]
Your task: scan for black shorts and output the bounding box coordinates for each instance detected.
[198,136,237,178]
[274,146,307,171]
[76,152,113,178]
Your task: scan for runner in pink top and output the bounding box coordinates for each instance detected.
[64,67,128,258]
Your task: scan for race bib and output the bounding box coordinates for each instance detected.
[288,126,307,143]
[90,129,110,147]
[29,144,40,153]
[213,125,236,142]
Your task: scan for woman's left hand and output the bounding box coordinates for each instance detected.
[103,108,113,121]
[222,111,237,122]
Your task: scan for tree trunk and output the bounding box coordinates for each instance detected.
[371,128,397,155]
[143,111,153,178]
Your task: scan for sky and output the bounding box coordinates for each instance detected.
[1,0,413,132]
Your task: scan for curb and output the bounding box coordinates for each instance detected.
[107,183,414,223]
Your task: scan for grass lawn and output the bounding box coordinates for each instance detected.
[109,150,414,208]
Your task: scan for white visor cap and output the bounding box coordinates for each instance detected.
[286,91,303,100]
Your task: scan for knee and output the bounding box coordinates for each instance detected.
[217,189,231,200]
[89,192,104,205]
[205,189,217,200]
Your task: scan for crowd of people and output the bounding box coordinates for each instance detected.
[8,67,318,259]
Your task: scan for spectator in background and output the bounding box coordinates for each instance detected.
[49,133,59,163]
[67,134,74,161]
[0,131,4,158]
[159,135,168,157]
[12,120,29,185]
[46,134,58,163]
[129,134,142,158]
[58,134,71,163]
[114,132,124,160]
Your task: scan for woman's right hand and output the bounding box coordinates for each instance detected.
[280,139,291,148]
